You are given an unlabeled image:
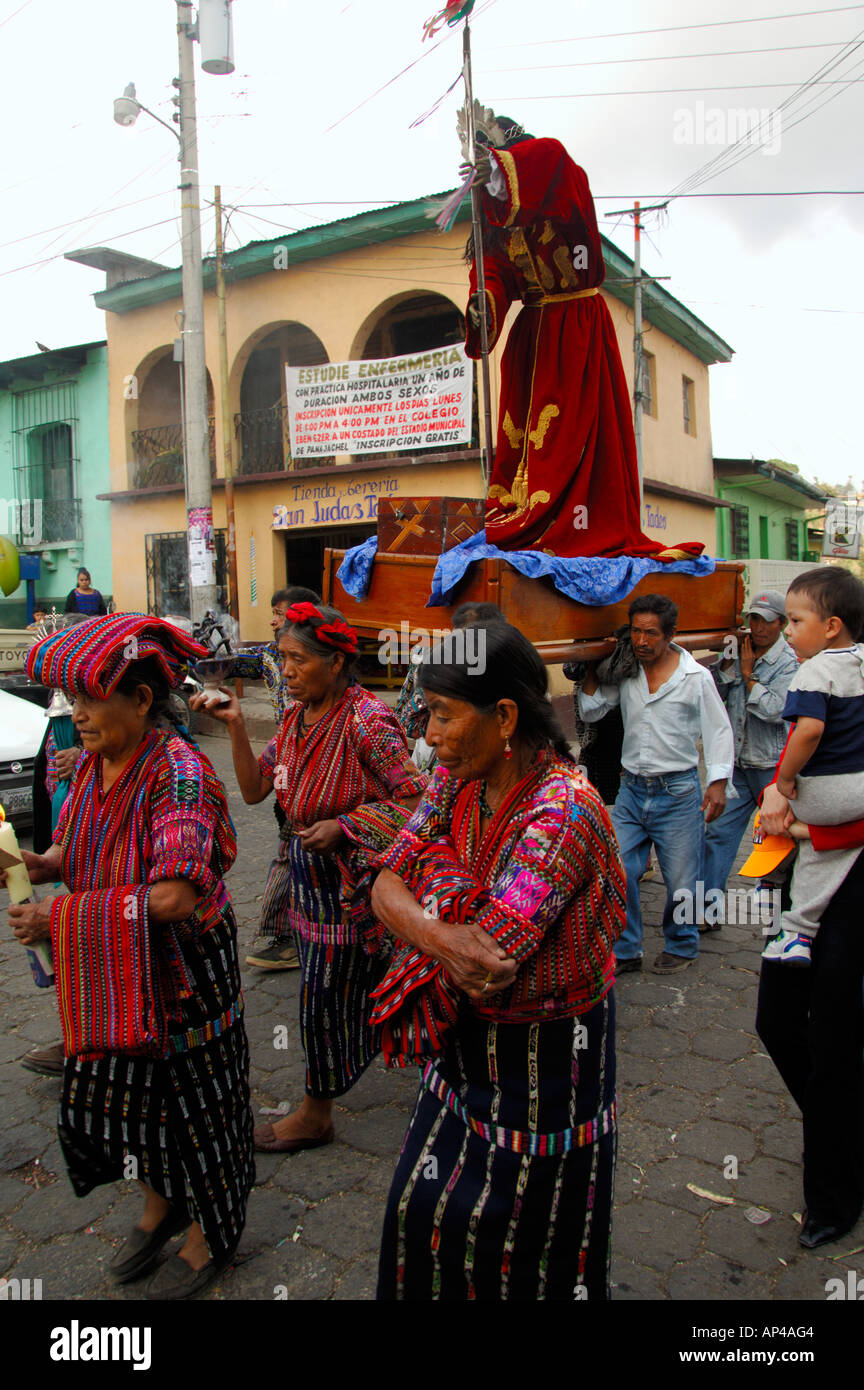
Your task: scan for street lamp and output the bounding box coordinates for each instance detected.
[114,0,235,626]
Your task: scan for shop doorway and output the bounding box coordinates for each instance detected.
[279,524,376,597]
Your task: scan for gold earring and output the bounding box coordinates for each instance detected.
[504,735,512,759]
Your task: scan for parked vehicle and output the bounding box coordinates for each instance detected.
[0,687,48,830]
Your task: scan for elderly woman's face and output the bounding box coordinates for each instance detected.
[71,688,151,759]
[423,692,506,781]
[279,629,343,705]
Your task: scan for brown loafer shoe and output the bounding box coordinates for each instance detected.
[110,1209,190,1283]
[651,951,695,974]
[253,1122,335,1154]
[20,1042,65,1076]
[146,1249,236,1300]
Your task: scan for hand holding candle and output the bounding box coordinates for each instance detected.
[0,805,33,904]
[1,804,55,986]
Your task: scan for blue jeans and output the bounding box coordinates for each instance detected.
[611,769,704,961]
[703,764,776,896]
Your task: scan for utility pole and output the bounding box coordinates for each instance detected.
[214,185,242,693]
[604,199,669,517]
[176,0,217,622]
[632,200,644,512]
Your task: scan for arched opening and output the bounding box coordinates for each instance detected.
[350,292,478,463]
[129,350,215,489]
[353,291,466,361]
[234,322,330,474]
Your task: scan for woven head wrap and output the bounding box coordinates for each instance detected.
[25,613,210,698]
[284,602,359,656]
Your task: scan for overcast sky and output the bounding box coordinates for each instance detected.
[2,0,862,489]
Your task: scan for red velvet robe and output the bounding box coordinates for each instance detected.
[466,138,702,559]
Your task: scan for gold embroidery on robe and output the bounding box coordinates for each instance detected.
[553,244,579,289]
[538,258,556,291]
[539,220,555,245]
[529,404,559,450]
[502,412,525,450]
[505,229,541,293]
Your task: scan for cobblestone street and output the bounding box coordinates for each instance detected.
[1,733,861,1302]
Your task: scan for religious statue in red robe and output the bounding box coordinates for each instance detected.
[463,118,702,560]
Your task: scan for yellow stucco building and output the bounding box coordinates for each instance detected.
[74,195,733,642]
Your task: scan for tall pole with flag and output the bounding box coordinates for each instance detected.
[462,21,495,491]
[424,0,494,490]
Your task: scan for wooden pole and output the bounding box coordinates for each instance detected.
[214,185,242,696]
[462,22,495,493]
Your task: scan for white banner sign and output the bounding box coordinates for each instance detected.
[823,501,864,559]
[285,345,473,460]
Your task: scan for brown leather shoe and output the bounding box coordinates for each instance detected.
[253,1122,335,1154]
[21,1042,65,1076]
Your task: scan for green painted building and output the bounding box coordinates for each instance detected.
[714,456,826,601]
[0,341,111,626]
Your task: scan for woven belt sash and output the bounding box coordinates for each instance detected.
[421,1060,616,1157]
[167,996,244,1054]
[524,287,599,308]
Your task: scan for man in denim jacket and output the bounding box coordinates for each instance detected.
[703,590,798,907]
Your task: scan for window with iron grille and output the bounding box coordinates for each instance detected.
[786,518,801,560]
[730,506,750,557]
[145,531,227,618]
[10,381,82,543]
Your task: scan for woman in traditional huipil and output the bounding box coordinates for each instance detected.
[370,622,625,1300]
[200,601,427,1152]
[8,615,254,1299]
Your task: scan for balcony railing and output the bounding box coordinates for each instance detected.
[131,420,216,489]
[233,405,331,474]
[13,497,82,546]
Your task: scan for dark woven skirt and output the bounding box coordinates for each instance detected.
[377,992,617,1301]
[296,937,385,1099]
[58,1019,255,1263]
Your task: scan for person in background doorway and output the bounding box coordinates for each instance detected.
[244,586,321,972]
[64,568,107,617]
[702,591,797,923]
[577,594,734,974]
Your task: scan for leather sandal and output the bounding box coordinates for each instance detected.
[253,1121,335,1153]
[110,1209,190,1283]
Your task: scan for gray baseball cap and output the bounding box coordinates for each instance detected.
[748,590,786,621]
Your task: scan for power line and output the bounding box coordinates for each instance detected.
[487,78,864,99]
[0,189,177,251]
[482,40,852,73]
[486,5,864,50]
[668,28,864,196]
[0,217,180,280]
[0,0,35,28]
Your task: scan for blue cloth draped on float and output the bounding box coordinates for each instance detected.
[336,530,716,608]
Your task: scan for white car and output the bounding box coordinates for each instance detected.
[0,687,48,829]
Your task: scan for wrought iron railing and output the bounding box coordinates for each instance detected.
[14,497,82,546]
[233,405,332,474]
[131,420,216,489]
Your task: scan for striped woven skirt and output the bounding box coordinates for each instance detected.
[58,1019,255,1263]
[296,936,385,1098]
[377,992,617,1301]
[258,835,292,941]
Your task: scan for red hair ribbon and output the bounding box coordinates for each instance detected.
[317,618,359,655]
[284,603,358,656]
[284,601,323,624]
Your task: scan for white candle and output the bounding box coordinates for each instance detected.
[0,817,34,905]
